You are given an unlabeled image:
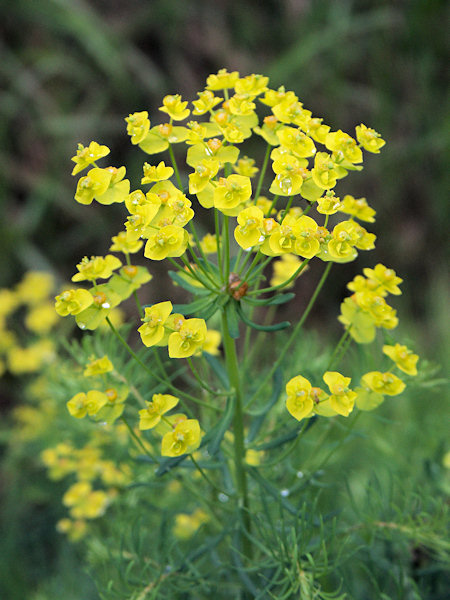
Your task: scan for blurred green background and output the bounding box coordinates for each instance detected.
[1,0,448,362]
[0,1,449,597]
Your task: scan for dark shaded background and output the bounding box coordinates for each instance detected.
[1,0,448,348]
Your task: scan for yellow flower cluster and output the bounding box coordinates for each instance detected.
[42,440,131,541]
[138,301,208,359]
[0,271,58,376]
[138,393,201,457]
[339,264,403,344]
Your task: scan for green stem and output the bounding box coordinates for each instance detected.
[245,262,333,409]
[254,143,271,201]
[168,143,183,190]
[214,208,222,275]
[223,216,231,284]
[121,416,156,459]
[325,328,351,372]
[221,310,252,560]
[106,317,219,412]
[187,357,231,396]
[247,258,310,295]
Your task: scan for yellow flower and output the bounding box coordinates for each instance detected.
[95,166,130,205]
[192,90,222,115]
[361,371,405,396]
[74,167,112,205]
[201,329,221,356]
[144,225,189,260]
[356,124,385,153]
[270,254,303,288]
[286,375,314,421]
[189,159,219,194]
[67,390,108,418]
[233,156,259,178]
[161,415,201,456]
[71,141,110,175]
[293,215,320,259]
[311,152,339,190]
[234,206,265,249]
[141,161,174,184]
[325,130,363,164]
[63,482,109,519]
[16,271,54,304]
[168,318,207,358]
[213,175,252,212]
[83,355,113,377]
[306,118,330,144]
[235,74,269,96]
[316,192,343,215]
[159,94,190,121]
[125,111,150,144]
[206,68,240,90]
[139,393,179,430]
[57,518,88,542]
[173,508,209,539]
[138,301,173,347]
[327,221,359,262]
[110,231,143,254]
[341,195,376,223]
[72,255,122,282]
[276,126,316,158]
[25,302,59,334]
[55,289,93,316]
[323,371,356,417]
[382,343,419,376]
[363,264,402,296]
[199,233,218,255]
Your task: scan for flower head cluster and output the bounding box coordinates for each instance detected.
[339,264,403,343]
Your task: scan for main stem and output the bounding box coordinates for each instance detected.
[221,310,252,561]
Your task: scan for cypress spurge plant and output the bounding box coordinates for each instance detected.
[52,69,422,597]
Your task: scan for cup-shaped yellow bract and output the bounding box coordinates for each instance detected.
[323,371,356,417]
[83,355,113,377]
[125,111,150,145]
[110,231,143,254]
[276,126,316,158]
[234,206,264,249]
[382,344,419,376]
[311,152,339,190]
[363,264,403,296]
[141,161,174,184]
[356,124,386,154]
[213,174,252,212]
[168,318,207,359]
[95,166,130,205]
[189,159,220,194]
[327,221,359,263]
[159,94,190,121]
[206,68,240,91]
[55,289,94,316]
[75,168,112,205]
[138,301,173,347]
[285,375,314,421]
[341,195,376,223]
[294,215,320,259]
[71,141,110,176]
[139,393,179,430]
[361,371,406,396]
[72,255,122,282]
[144,225,189,260]
[325,130,363,164]
[66,390,108,419]
[161,416,201,457]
